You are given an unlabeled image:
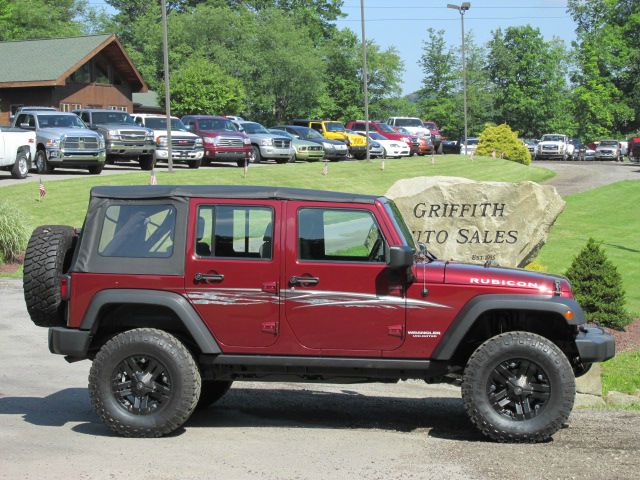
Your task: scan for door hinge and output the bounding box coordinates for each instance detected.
[261,321,278,335]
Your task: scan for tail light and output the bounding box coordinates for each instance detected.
[60,274,71,300]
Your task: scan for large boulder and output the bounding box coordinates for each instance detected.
[386,176,565,267]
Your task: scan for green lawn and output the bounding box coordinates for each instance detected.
[602,350,640,396]
[0,155,553,233]
[536,181,640,316]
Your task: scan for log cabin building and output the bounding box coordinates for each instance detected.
[0,34,147,125]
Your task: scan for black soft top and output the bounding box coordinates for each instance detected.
[90,185,381,204]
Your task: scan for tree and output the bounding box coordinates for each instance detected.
[568,0,639,137]
[0,0,95,41]
[565,238,631,330]
[169,57,245,116]
[487,26,574,138]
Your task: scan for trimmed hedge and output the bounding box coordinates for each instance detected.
[476,123,531,165]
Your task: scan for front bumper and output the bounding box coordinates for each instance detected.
[205,147,251,161]
[296,149,325,161]
[259,145,293,159]
[156,148,204,162]
[575,327,615,363]
[47,148,106,166]
[49,327,92,358]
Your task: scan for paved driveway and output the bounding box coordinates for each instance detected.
[538,160,640,196]
[1,278,638,480]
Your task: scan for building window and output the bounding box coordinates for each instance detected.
[108,106,128,112]
[60,103,82,112]
[70,61,91,83]
[95,62,110,84]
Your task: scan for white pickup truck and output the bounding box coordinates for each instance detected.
[536,134,575,160]
[0,126,36,179]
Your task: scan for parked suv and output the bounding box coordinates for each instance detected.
[133,114,204,169]
[594,140,623,161]
[25,185,614,441]
[237,121,293,164]
[74,109,156,170]
[13,111,105,174]
[181,115,251,168]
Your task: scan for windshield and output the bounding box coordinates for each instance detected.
[383,200,416,250]
[599,140,618,146]
[394,118,423,127]
[144,117,187,131]
[524,139,537,146]
[241,122,269,134]
[37,114,86,129]
[423,122,437,130]
[298,127,323,139]
[376,123,396,133]
[325,122,346,132]
[369,132,385,140]
[269,129,293,139]
[541,135,564,142]
[91,111,133,125]
[198,118,238,132]
[464,138,479,145]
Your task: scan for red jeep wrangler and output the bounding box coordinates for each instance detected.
[23,186,614,441]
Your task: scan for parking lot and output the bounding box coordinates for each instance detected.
[1,278,639,480]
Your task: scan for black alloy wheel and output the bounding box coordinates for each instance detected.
[112,354,172,415]
[487,358,551,421]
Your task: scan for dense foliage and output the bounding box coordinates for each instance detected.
[0,201,28,263]
[476,124,531,165]
[565,238,631,330]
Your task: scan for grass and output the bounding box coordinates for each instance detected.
[601,350,640,407]
[0,155,553,235]
[536,180,640,316]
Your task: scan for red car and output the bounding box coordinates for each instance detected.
[346,120,413,150]
[423,120,443,151]
[27,186,614,441]
[181,115,252,167]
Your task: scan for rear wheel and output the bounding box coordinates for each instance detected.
[89,328,201,438]
[11,151,29,179]
[461,331,575,443]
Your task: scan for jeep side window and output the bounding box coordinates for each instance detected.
[310,123,322,133]
[98,204,176,258]
[196,205,273,260]
[298,208,386,263]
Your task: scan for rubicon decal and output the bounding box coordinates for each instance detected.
[470,278,539,288]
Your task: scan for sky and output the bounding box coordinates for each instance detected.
[91,0,578,96]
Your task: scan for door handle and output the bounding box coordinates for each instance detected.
[194,273,224,284]
[289,275,320,287]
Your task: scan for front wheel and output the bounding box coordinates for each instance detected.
[461,331,575,443]
[34,150,52,174]
[187,159,202,169]
[88,164,104,175]
[251,146,261,163]
[88,328,201,437]
[139,154,155,171]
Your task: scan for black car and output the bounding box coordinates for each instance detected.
[272,125,349,161]
[441,139,461,154]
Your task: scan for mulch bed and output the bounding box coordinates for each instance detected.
[0,253,23,273]
[603,318,640,353]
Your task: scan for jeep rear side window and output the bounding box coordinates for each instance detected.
[298,208,385,263]
[98,205,176,258]
[196,206,273,260]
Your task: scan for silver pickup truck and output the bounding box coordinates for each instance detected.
[74,109,156,170]
[0,127,36,179]
[12,111,105,174]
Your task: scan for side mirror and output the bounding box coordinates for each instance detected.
[387,245,415,269]
[185,124,194,131]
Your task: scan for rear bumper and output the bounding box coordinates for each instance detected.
[575,327,615,363]
[49,327,91,358]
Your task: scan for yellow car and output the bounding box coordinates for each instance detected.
[292,119,368,159]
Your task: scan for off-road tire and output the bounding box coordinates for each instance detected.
[23,225,76,327]
[88,164,104,175]
[11,151,29,179]
[196,381,233,410]
[187,159,202,169]
[461,331,575,443]
[139,154,155,171]
[89,328,201,438]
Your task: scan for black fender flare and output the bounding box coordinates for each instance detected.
[431,294,585,360]
[80,289,221,354]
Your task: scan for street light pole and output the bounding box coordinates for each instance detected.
[161,0,173,172]
[447,2,471,157]
[360,0,370,161]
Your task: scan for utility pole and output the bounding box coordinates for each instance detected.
[448,3,471,157]
[161,0,173,172]
[360,0,370,161]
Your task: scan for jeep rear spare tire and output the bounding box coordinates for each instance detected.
[461,331,575,443]
[23,225,76,327]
